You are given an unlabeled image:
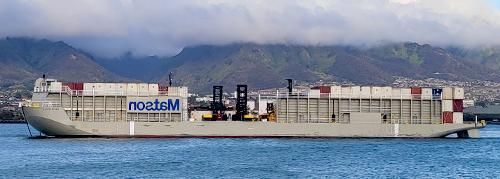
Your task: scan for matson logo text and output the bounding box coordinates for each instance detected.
[127,98,181,113]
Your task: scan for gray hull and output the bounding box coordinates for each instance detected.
[23,107,484,138]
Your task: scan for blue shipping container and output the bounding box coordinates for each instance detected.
[432,88,442,99]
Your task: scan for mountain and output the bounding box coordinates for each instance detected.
[0,37,125,86]
[95,52,169,82]
[153,43,500,93]
[2,37,500,94]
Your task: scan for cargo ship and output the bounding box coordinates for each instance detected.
[21,77,485,138]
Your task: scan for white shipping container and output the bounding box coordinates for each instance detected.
[49,82,62,92]
[148,84,159,96]
[371,87,383,98]
[391,88,402,98]
[341,87,351,98]
[330,86,341,98]
[115,83,127,95]
[178,87,188,97]
[137,83,149,96]
[258,99,275,115]
[104,83,117,95]
[453,87,464,100]
[442,87,453,100]
[453,112,463,124]
[401,88,411,99]
[127,83,138,96]
[360,87,371,98]
[83,83,96,96]
[421,88,432,100]
[93,83,106,96]
[308,89,320,98]
[382,87,392,98]
[442,100,453,112]
[350,86,361,98]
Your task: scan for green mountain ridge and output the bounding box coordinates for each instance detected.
[1,37,500,94]
[0,37,125,85]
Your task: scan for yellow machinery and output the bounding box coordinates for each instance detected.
[202,114,213,120]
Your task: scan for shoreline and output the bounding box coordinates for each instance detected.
[0,120,26,124]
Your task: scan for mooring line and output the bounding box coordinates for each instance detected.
[20,106,33,137]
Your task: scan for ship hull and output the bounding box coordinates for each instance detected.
[23,107,484,138]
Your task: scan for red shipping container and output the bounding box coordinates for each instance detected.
[453,99,463,112]
[159,86,169,92]
[443,112,453,123]
[411,87,422,94]
[63,82,83,90]
[319,86,331,94]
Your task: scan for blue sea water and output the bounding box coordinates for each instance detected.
[1,124,500,178]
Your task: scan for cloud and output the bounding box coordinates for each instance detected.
[0,0,499,56]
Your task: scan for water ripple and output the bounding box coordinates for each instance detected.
[1,124,499,178]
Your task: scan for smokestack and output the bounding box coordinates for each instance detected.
[286,79,293,94]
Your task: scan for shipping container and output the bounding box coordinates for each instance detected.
[432,88,443,99]
[382,87,392,99]
[453,87,464,99]
[453,112,463,124]
[83,83,97,95]
[330,86,341,98]
[360,87,371,98]
[318,86,331,94]
[411,87,422,100]
[443,112,453,123]
[371,87,383,98]
[127,83,138,96]
[63,82,84,91]
[104,83,117,95]
[442,87,453,100]
[138,83,149,96]
[93,83,105,96]
[442,100,453,112]
[391,88,402,98]
[49,82,62,92]
[421,88,432,100]
[350,86,361,98]
[159,85,168,94]
[148,84,159,95]
[453,99,463,112]
[341,86,351,97]
[115,83,127,95]
[401,88,411,99]
[179,87,188,97]
[411,87,422,94]
[308,89,320,98]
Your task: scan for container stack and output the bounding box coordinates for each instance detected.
[442,87,453,123]
[76,82,177,97]
[441,87,464,124]
[453,87,464,124]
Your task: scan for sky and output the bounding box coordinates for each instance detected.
[1,0,500,57]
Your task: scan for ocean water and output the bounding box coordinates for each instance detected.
[1,124,500,178]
